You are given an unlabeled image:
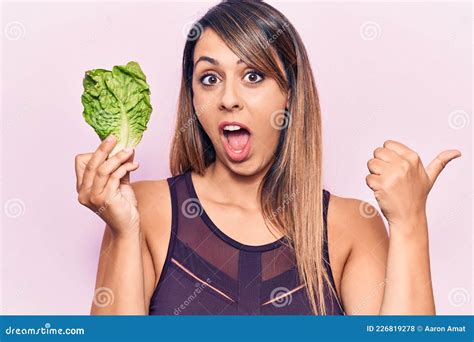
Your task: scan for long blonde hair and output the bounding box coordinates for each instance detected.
[170,0,342,315]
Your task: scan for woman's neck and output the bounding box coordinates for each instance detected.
[200,160,271,210]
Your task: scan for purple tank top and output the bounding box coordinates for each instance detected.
[148,170,345,315]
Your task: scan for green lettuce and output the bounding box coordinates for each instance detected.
[81,61,152,156]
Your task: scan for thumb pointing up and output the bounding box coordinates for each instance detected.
[425,149,462,190]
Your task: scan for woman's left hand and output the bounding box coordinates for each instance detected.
[365,140,461,228]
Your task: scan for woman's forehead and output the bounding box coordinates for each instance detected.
[193,27,288,80]
[193,29,241,67]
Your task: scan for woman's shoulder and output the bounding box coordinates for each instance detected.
[131,178,170,197]
[130,179,172,238]
[326,191,388,261]
[324,193,355,272]
[327,192,380,226]
[325,191,389,304]
[132,179,170,206]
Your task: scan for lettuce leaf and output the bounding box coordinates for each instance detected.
[81,61,152,156]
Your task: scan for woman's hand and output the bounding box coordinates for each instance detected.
[365,140,461,229]
[75,135,141,238]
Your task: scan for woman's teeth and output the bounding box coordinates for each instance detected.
[220,124,252,162]
[223,125,242,132]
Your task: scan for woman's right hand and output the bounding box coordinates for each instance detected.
[75,135,141,238]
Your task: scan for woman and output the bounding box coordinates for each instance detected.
[75,0,461,315]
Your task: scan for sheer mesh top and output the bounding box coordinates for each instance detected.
[148,170,345,315]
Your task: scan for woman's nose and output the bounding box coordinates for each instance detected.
[219,82,242,111]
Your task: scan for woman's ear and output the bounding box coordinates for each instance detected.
[286,90,291,109]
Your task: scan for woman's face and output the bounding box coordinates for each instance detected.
[192,28,289,177]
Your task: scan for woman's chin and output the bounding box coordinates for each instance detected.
[219,152,272,178]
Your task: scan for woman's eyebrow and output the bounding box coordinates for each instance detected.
[194,56,244,68]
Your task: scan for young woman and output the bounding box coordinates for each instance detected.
[75,0,461,315]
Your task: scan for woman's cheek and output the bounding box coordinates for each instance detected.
[256,125,280,155]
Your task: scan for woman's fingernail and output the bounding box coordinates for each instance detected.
[106,135,115,142]
[132,161,139,166]
[123,147,132,153]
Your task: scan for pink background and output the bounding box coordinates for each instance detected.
[1,1,472,315]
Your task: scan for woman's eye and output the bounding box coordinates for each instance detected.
[244,71,264,84]
[200,74,220,87]
[199,70,264,87]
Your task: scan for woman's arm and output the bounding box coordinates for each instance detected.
[91,225,147,315]
[340,140,460,315]
[379,212,435,314]
[336,198,389,315]
[338,202,434,315]
[90,181,158,315]
[76,137,158,314]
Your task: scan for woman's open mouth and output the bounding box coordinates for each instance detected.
[218,121,252,163]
